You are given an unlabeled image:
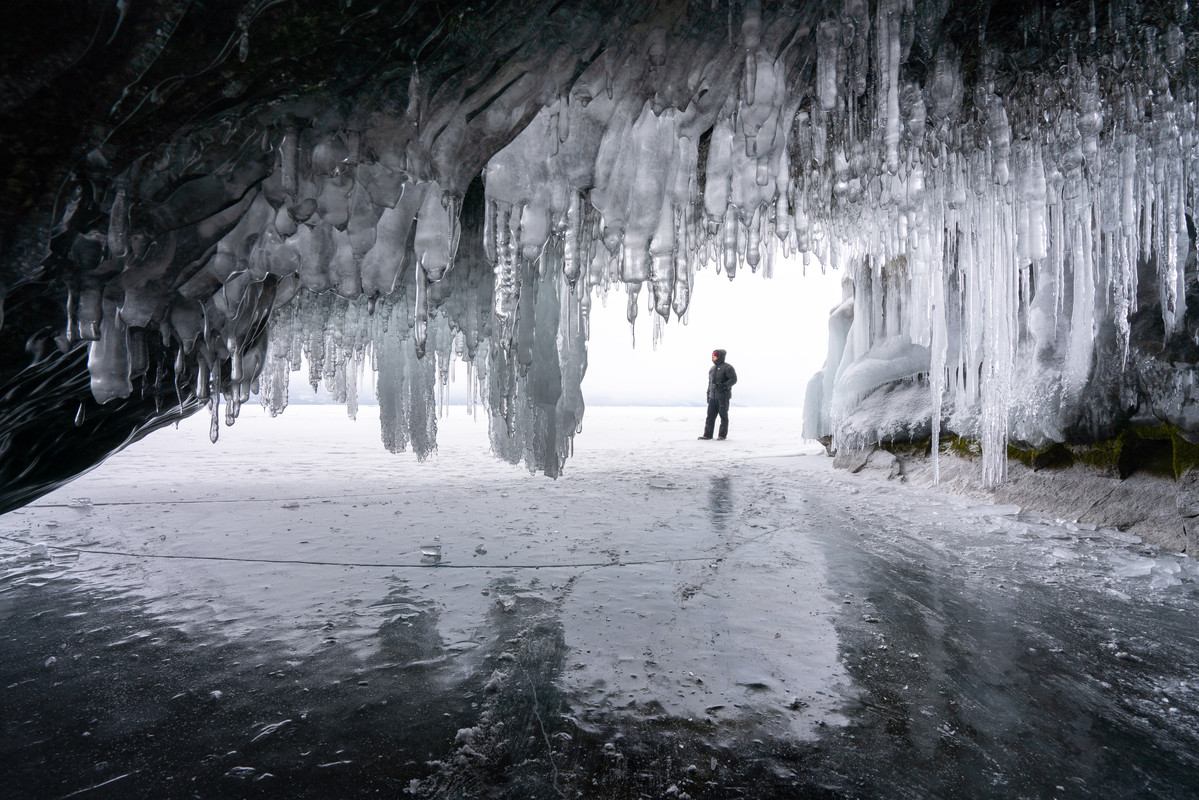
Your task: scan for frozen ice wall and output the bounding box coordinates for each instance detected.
[793,0,1199,486]
[3,0,1198,508]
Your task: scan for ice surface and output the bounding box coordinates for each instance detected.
[8,405,1199,796]
[5,407,847,734]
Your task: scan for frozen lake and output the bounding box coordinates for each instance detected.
[3,405,1199,798]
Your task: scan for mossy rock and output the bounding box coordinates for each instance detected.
[1069,440,1123,473]
[1115,425,1199,479]
[884,425,1199,481]
[942,436,982,458]
[879,440,932,458]
[1008,442,1074,471]
[1066,424,1199,480]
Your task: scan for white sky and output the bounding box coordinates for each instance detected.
[583,255,844,407]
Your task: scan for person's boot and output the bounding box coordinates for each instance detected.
[698,435,713,440]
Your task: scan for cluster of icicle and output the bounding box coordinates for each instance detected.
[801,0,1198,486]
[76,0,797,477]
[76,0,1196,484]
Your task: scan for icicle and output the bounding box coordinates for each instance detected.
[563,191,583,283]
[77,287,103,342]
[279,129,298,197]
[817,19,841,112]
[1016,142,1048,263]
[107,179,129,259]
[87,303,133,404]
[879,0,901,174]
[236,15,250,63]
[414,183,458,282]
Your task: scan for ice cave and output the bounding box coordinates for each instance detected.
[2,0,1198,516]
[10,3,1199,797]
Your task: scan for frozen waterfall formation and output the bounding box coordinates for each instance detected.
[1,0,1198,512]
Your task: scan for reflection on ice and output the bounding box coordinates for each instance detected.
[707,474,734,525]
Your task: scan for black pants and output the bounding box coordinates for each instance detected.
[704,397,730,438]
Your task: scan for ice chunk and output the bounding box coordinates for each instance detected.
[1112,557,1155,579]
[87,302,133,404]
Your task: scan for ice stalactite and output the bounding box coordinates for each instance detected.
[56,3,809,479]
[800,0,1199,487]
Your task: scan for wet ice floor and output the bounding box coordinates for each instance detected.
[3,406,1199,798]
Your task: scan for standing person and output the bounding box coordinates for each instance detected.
[700,349,737,440]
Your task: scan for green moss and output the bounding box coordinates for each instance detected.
[1069,440,1122,472]
[1135,424,1199,479]
[878,424,1199,481]
[1007,444,1032,468]
[1007,442,1074,470]
[941,436,981,458]
[879,440,932,458]
[1065,424,1199,479]
[1172,432,1199,478]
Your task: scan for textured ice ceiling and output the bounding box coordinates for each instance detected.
[0,0,1196,512]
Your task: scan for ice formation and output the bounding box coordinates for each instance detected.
[1,0,1198,510]
[801,0,1199,486]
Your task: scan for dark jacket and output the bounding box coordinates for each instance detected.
[707,350,738,402]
